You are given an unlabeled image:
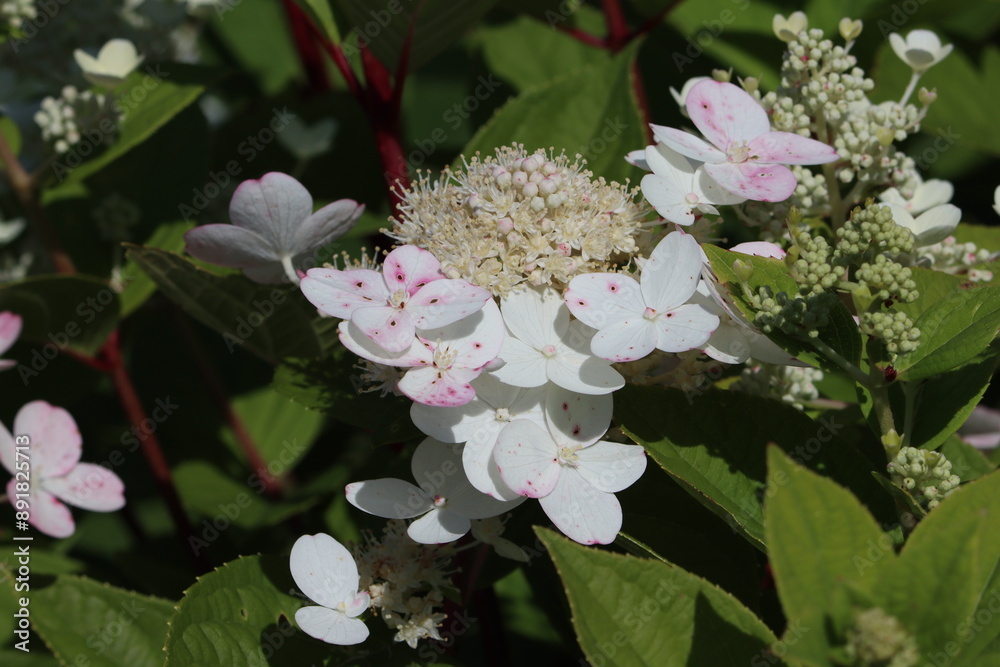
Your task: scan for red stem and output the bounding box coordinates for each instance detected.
[102,332,208,570]
[601,0,631,51]
[553,23,605,48]
[173,313,285,499]
[282,0,331,93]
[631,59,654,142]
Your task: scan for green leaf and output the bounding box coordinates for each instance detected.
[174,461,316,529]
[50,64,217,187]
[124,245,322,363]
[894,284,1000,380]
[905,356,996,451]
[0,275,120,356]
[164,555,332,666]
[120,220,194,317]
[294,0,340,41]
[272,352,421,445]
[894,266,964,322]
[617,385,896,549]
[212,2,300,96]
[937,435,998,483]
[704,244,863,372]
[765,448,894,663]
[221,387,325,471]
[538,528,780,667]
[954,222,1000,253]
[23,575,173,667]
[459,43,646,183]
[333,0,498,73]
[476,14,611,92]
[875,470,1000,665]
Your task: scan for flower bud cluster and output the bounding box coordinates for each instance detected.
[733,361,823,410]
[34,85,122,155]
[751,285,834,338]
[844,607,920,667]
[387,145,647,296]
[860,310,920,354]
[887,446,960,509]
[790,226,843,295]
[834,202,915,261]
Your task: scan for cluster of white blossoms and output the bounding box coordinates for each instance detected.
[733,362,824,410]
[34,86,121,155]
[1,0,35,31]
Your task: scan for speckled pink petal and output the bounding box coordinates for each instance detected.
[14,401,82,477]
[704,161,798,202]
[685,79,771,148]
[0,311,22,357]
[43,463,125,511]
[351,306,415,353]
[494,420,561,498]
[748,131,839,165]
[8,479,74,539]
[650,124,723,163]
[382,245,444,295]
[301,268,390,319]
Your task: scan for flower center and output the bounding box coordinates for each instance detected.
[643,306,658,320]
[541,344,558,357]
[727,140,750,163]
[684,192,700,205]
[388,289,408,309]
[432,495,447,508]
[557,444,581,467]
[433,343,457,369]
[494,407,512,422]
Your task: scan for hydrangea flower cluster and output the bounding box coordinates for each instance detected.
[34,86,122,155]
[887,446,960,509]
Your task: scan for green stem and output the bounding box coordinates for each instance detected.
[808,337,869,387]
[901,381,920,449]
[815,111,845,229]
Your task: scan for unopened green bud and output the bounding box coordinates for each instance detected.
[712,68,732,83]
[839,18,863,41]
[733,259,755,283]
[918,87,937,106]
[876,127,896,147]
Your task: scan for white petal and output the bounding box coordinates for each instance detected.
[295,606,369,646]
[650,125,724,163]
[462,435,523,501]
[642,232,705,311]
[575,441,647,493]
[589,319,658,362]
[654,303,719,353]
[702,320,753,364]
[490,338,549,388]
[407,509,471,544]
[300,268,388,319]
[910,204,962,246]
[500,286,567,348]
[421,299,505,370]
[545,387,612,447]
[351,306,415,354]
[397,366,480,407]
[345,479,432,519]
[289,533,361,608]
[909,179,953,213]
[338,320,428,367]
[538,468,622,545]
[43,463,125,511]
[564,272,644,330]
[495,420,561,498]
[410,396,494,443]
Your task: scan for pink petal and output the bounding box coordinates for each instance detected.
[564,273,644,331]
[43,463,125,511]
[337,321,429,367]
[0,312,23,356]
[748,131,838,165]
[0,419,13,475]
[229,173,313,250]
[538,468,621,545]
[351,306,415,353]
[14,401,81,477]
[300,268,389,319]
[54,466,122,514]
[8,479,75,539]
[494,420,561,498]
[289,533,362,609]
[650,125,723,163]
[408,280,491,330]
[398,366,480,407]
[382,246,444,295]
[703,161,798,202]
[685,79,771,149]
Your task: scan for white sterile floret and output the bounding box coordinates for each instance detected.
[338,299,505,407]
[346,438,524,544]
[278,117,338,162]
[73,39,144,88]
[410,373,548,500]
[471,517,530,562]
[494,389,646,545]
[564,231,719,363]
[669,76,711,117]
[888,30,953,74]
[490,286,625,395]
[640,144,745,225]
[885,202,961,247]
[772,12,808,42]
[878,178,953,215]
[289,533,371,645]
[302,245,491,353]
